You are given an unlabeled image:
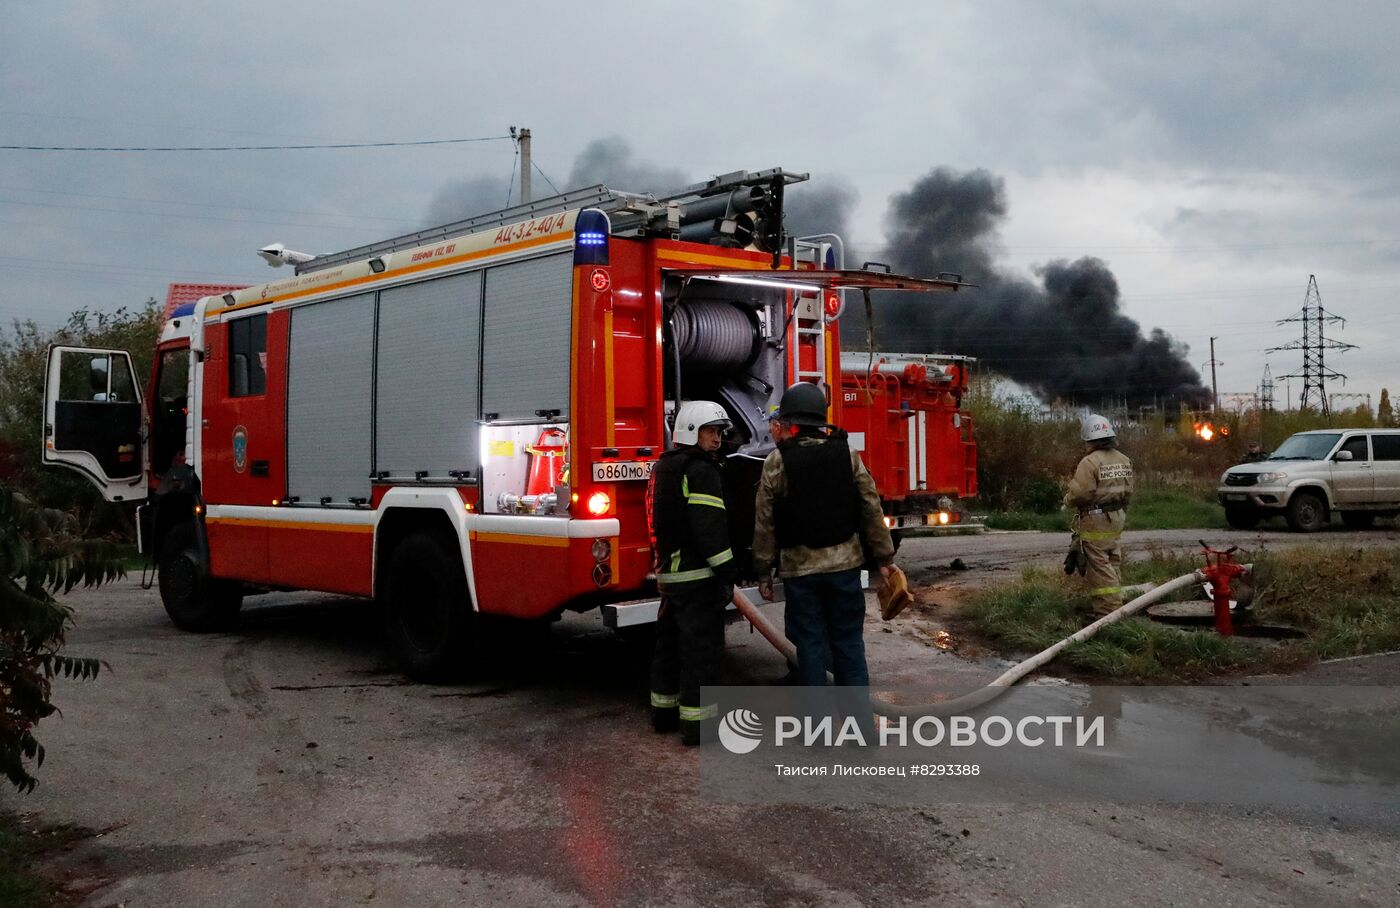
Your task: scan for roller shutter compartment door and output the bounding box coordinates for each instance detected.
[287,293,374,504]
[375,272,483,480]
[481,253,572,421]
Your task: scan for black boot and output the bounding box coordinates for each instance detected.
[652,707,679,734]
[681,715,719,747]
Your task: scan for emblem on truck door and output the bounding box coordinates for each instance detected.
[232,425,249,473]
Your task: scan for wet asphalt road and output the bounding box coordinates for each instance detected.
[15,526,1400,906]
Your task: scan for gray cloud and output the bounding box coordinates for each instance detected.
[2,1,1396,399]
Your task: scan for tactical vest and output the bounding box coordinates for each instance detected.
[773,432,861,550]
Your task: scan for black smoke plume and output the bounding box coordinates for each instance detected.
[566,137,690,195]
[782,175,859,246]
[423,174,512,227]
[424,137,691,225]
[853,168,1209,408]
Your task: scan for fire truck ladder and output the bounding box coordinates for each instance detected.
[791,289,827,385]
[789,237,840,386]
[297,169,811,275]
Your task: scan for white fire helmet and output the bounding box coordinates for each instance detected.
[673,400,732,446]
[1081,413,1116,442]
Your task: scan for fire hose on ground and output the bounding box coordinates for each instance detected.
[731,566,1246,717]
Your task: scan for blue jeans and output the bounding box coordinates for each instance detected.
[782,569,869,687]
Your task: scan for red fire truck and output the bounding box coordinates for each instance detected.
[42,169,965,679]
[838,351,979,536]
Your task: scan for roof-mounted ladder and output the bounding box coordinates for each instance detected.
[298,168,810,275]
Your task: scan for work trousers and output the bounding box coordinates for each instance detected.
[1076,510,1126,617]
[782,568,869,687]
[650,580,728,729]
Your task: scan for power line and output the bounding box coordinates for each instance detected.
[0,135,512,152]
[531,160,561,197]
[0,197,410,233]
[0,183,421,223]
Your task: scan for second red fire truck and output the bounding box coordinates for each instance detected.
[837,351,979,537]
[42,168,967,679]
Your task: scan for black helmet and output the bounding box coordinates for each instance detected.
[777,382,829,426]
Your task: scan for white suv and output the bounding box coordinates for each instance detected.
[1217,429,1400,532]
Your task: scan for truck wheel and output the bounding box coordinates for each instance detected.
[158,522,243,631]
[1285,491,1327,533]
[382,531,473,682]
[1224,504,1260,530]
[1340,511,1376,529]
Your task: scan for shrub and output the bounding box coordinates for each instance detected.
[963,376,1383,513]
[0,487,116,792]
[0,301,161,539]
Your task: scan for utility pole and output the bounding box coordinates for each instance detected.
[1208,337,1220,413]
[1267,274,1356,414]
[1259,363,1275,412]
[518,127,532,203]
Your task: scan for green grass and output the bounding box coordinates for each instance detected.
[979,510,1069,532]
[1127,487,1226,530]
[957,546,1400,681]
[0,812,73,908]
[980,486,1225,532]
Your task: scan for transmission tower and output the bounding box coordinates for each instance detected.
[1259,363,1275,412]
[1266,275,1357,414]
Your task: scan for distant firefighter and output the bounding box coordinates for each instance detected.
[1064,414,1135,619]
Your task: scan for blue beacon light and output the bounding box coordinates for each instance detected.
[573,209,611,266]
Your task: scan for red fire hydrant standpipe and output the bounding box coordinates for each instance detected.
[1199,541,1249,637]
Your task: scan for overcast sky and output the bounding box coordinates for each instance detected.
[4,1,1396,408]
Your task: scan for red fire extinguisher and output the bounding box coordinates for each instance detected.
[525,427,569,496]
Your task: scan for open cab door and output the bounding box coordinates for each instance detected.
[42,345,148,502]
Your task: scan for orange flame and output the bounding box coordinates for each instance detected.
[1194,422,1216,442]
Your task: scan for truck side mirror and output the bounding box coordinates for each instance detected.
[1334,450,1354,462]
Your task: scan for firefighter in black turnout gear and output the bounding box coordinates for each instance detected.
[646,401,738,745]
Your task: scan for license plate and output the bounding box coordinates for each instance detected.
[1225,493,1247,501]
[592,460,654,482]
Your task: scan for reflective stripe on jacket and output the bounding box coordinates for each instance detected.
[647,446,737,590]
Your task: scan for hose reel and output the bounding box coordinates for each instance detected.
[670,300,761,376]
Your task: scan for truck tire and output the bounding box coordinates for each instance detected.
[1224,504,1261,530]
[1285,491,1327,533]
[1340,511,1376,529]
[382,531,473,683]
[158,521,243,631]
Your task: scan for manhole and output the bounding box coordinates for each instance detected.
[1145,601,1304,638]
